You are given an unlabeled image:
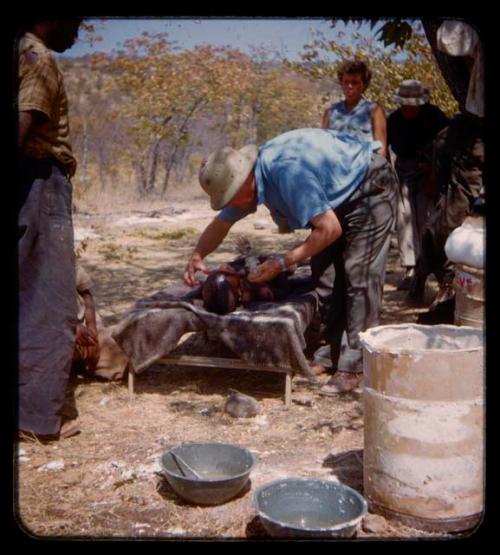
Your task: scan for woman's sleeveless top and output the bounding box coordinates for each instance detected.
[327,97,375,143]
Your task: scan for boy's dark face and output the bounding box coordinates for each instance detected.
[47,20,82,53]
[400,105,421,120]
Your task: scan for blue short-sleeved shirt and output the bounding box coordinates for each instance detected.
[219,128,380,230]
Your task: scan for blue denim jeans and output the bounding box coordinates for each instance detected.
[18,158,77,435]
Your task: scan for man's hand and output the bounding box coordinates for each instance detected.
[184,255,210,287]
[75,323,98,347]
[247,258,283,283]
[183,216,235,287]
[75,324,99,371]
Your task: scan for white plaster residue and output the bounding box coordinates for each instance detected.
[370,450,483,501]
[38,460,65,472]
[74,227,101,241]
[383,397,483,443]
[236,304,302,326]
[360,324,483,354]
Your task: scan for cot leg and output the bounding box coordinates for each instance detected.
[284,372,292,408]
[128,365,135,399]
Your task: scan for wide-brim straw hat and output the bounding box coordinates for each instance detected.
[393,79,430,106]
[198,144,258,210]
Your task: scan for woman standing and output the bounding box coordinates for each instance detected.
[322,60,387,158]
[315,60,389,393]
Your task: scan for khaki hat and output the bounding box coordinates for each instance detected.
[199,144,258,210]
[393,79,430,106]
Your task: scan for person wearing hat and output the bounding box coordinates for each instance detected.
[408,21,484,322]
[387,79,449,291]
[184,128,398,394]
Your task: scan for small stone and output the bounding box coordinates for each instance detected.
[38,460,65,472]
[199,406,218,417]
[292,398,314,408]
[362,513,388,534]
[224,390,260,418]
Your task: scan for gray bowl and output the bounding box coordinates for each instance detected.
[160,442,255,505]
[254,478,367,538]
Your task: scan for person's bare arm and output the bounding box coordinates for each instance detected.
[372,104,388,159]
[76,290,99,370]
[248,209,342,283]
[184,216,235,286]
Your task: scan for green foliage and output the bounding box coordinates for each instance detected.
[289,23,458,116]
[374,20,413,48]
[98,243,138,261]
[332,18,415,49]
[63,22,459,204]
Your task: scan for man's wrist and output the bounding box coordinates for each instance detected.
[273,255,287,272]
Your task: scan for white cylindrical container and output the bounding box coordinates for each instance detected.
[445,215,485,328]
[453,264,484,328]
[360,324,484,532]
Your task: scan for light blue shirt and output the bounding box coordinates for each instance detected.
[327,98,375,143]
[219,128,380,231]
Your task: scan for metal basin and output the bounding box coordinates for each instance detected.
[254,478,367,538]
[160,442,255,505]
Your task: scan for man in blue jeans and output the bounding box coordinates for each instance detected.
[184,128,398,394]
[17,19,83,440]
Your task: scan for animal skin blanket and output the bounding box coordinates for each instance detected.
[110,274,319,379]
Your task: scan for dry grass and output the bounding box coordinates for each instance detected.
[15,197,449,541]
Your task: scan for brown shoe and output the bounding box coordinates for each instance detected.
[319,372,361,395]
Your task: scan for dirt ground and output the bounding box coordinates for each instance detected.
[15,193,455,541]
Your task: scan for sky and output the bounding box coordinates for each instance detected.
[66,17,375,60]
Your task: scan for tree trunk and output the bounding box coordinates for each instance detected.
[135,160,148,195]
[162,144,178,195]
[82,120,88,187]
[147,139,162,193]
[99,151,106,191]
[161,96,208,195]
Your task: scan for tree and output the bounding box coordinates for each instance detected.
[96,35,259,196]
[334,18,482,112]
[246,49,323,143]
[288,21,458,116]
[62,55,127,194]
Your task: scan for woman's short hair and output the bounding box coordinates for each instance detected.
[337,60,372,88]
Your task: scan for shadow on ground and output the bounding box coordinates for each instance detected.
[322,449,364,493]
